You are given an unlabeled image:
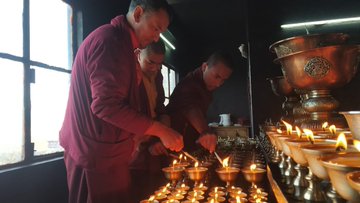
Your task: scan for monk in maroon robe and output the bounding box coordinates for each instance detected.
[166,50,235,153]
[59,1,183,203]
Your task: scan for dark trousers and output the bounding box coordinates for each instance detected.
[64,152,131,203]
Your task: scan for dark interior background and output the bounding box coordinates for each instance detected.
[1,0,360,202]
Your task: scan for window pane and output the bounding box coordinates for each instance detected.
[31,67,70,155]
[161,65,169,97]
[169,69,176,95]
[0,1,23,56]
[30,0,73,69]
[0,59,25,165]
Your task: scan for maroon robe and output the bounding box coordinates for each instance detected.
[60,15,153,203]
[166,67,213,152]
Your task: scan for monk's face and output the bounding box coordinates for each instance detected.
[202,62,232,91]
[133,7,169,49]
[138,50,164,77]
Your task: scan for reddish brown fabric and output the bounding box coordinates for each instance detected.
[60,15,153,203]
[130,70,167,167]
[166,67,213,152]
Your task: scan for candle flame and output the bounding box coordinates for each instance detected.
[276,129,282,133]
[191,198,196,203]
[162,187,166,192]
[215,187,218,192]
[250,164,257,171]
[148,195,155,201]
[295,126,302,138]
[303,129,314,144]
[256,189,262,194]
[282,120,292,135]
[194,162,199,167]
[210,199,215,203]
[256,198,261,203]
[184,156,187,161]
[215,193,218,199]
[179,154,183,159]
[329,125,336,135]
[236,196,241,203]
[354,140,360,152]
[181,183,185,188]
[199,183,203,188]
[166,183,171,188]
[194,191,198,196]
[322,122,328,130]
[335,133,347,151]
[172,160,177,166]
[222,157,230,167]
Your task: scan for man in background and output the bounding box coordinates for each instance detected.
[130,40,170,202]
[166,50,236,153]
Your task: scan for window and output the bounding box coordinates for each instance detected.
[161,64,178,105]
[0,0,72,166]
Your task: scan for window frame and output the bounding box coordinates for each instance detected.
[161,63,178,104]
[0,0,73,169]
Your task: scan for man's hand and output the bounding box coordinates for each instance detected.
[145,121,183,152]
[148,142,168,156]
[197,133,217,153]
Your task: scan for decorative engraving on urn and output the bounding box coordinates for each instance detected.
[304,57,331,79]
[277,45,293,57]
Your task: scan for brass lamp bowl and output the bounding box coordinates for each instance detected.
[347,171,360,194]
[267,76,295,96]
[340,111,360,141]
[277,136,292,157]
[284,138,312,166]
[301,142,357,180]
[162,166,185,182]
[272,134,290,151]
[185,167,208,182]
[269,33,349,58]
[321,152,360,202]
[241,167,267,183]
[216,167,240,186]
[274,45,360,90]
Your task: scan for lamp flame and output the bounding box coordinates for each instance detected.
[250,164,257,171]
[210,199,215,203]
[335,133,347,151]
[148,195,155,201]
[236,196,241,203]
[194,162,199,168]
[329,125,336,135]
[223,157,230,168]
[303,129,314,144]
[172,160,177,166]
[282,120,292,135]
[322,122,328,130]
[191,198,196,203]
[295,126,302,138]
[354,140,360,152]
[276,129,282,133]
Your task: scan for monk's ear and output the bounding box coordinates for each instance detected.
[133,6,144,23]
[201,62,207,72]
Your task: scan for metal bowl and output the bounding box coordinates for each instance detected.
[340,111,360,141]
[347,171,360,194]
[274,45,360,90]
[269,33,350,58]
[267,76,295,96]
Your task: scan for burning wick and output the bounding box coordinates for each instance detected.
[335,133,347,152]
[303,129,314,144]
[281,120,292,136]
[329,125,336,135]
[172,160,177,170]
[250,164,257,172]
[354,140,360,152]
[295,126,302,139]
[322,122,328,131]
